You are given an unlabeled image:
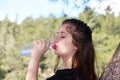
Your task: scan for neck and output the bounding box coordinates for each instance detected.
[62,56,72,69]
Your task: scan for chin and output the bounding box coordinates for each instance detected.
[54,51,66,57]
[55,52,61,56]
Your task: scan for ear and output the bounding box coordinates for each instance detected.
[72,42,78,50]
[74,46,77,50]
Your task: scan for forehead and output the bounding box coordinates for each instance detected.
[59,24,66,30]
[57,24,69,33]
[58,24,73,34]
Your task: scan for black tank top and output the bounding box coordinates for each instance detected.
[46,68,87,80]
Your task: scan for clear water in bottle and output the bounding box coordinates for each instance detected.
[20,42,52,56]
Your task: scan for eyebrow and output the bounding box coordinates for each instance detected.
[57,31,67,35]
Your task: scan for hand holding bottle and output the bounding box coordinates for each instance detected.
[25,39,52,80]
[31,39,51,62]
[20,39,53,56]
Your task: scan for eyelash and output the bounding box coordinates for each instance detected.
[55,34,65,38]
[61,36,65,38]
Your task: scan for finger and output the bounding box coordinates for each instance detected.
[46,40,50,48]
[42,39,49,51]
[34,40,39,47]
[39,39,43,49]
[44,39,46,46]
[36,40,40,44]
[44,39,49,50]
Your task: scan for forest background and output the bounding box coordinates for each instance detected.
[0,0,120,80]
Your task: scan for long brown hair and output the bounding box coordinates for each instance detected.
[54,19,98,80]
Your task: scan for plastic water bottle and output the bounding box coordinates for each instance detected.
[20,42,53,56]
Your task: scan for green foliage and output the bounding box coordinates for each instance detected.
[0,7,120,80]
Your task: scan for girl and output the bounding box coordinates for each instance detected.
[26,19,98,80]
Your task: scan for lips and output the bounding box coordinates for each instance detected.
[52,44,57,49]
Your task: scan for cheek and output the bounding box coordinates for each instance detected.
[55,40,75,56]
[61,40,73,49]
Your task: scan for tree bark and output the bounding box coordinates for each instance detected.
[99,42,120,80]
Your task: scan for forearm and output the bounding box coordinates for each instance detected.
[26,60,39,80]
[25,40,50,80]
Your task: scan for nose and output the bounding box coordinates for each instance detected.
[54,36,59,43]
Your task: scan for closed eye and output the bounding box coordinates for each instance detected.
[61,36,65,38]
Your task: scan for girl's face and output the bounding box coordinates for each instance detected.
[53,24,77,58]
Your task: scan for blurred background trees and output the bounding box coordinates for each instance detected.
[0,1,120,80]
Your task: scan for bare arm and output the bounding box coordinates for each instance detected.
[26,59,39,80]
[26,40,50,80]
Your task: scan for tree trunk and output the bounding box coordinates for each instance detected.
[99,42,120,80]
